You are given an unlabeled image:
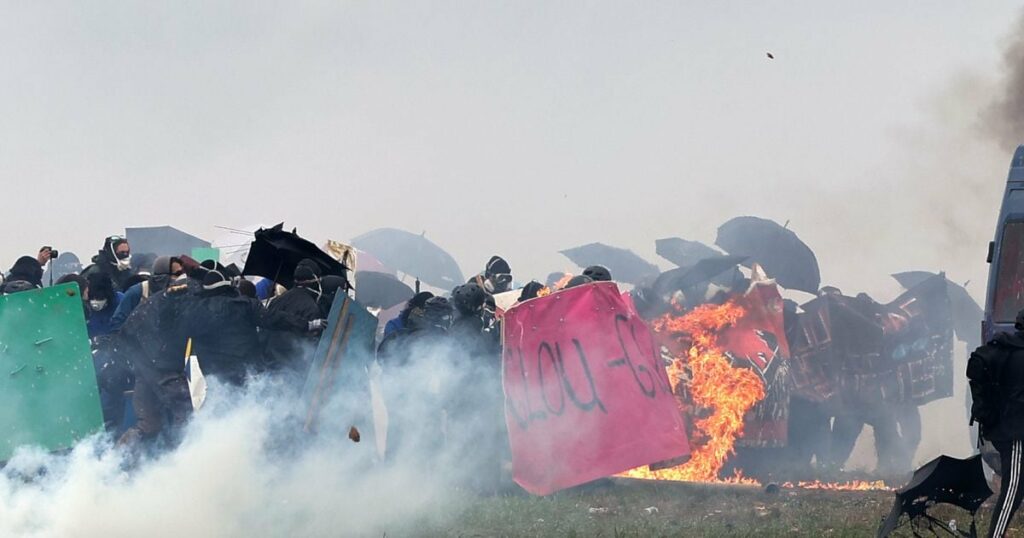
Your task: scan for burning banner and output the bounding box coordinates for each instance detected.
[623,278,788,482]
[502,282,690,496]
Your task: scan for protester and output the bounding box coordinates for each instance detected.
[582,264,612,282]
[471,255,513,294]
[116,277,194,446]
[85,272,124,339]
[377,296,456,463]
[383,291,434,338]
[82,236,137,292]
[5,255,44,290]
[317,274,350,315]
[968,309,1024,538]
[185,270,311,385]
[263,259,328,377]
[110,256,183,330]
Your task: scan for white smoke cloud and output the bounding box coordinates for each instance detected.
[0,351,497,538]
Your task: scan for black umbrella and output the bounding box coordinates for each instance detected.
[559,243,659,285]
[892,271,984,348]
[655,237,724,267]
[242,223,348,289]
[354,271,415,309]
[715,216,821,294]
[878,454,992,537]
[350,228,464,290]
[653,255,748,295]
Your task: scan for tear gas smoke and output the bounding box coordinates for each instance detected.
[0,338,501,538]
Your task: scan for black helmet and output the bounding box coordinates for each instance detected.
[518,281,545,302]
[452,283,486,315]
[582,265,612,282]
[565,275,594,288]
[410,296,454,331]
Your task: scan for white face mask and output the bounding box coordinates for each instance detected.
[115,255,132,271]
[89,299,108,312]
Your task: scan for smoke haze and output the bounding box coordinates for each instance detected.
[5,0,1024,500]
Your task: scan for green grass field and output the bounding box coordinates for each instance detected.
[399,478,1007,537]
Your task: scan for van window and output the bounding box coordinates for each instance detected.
[994,220,1024,323]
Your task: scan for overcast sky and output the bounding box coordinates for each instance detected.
[2,1,1022,300]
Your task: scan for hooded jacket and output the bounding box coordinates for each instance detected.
[82,238,136,292]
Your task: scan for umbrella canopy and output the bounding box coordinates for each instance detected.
[652,255,748,296]
[559,242,659,285]
[878,454,992,537]
[354,271,415,309]
[242,223,348,289]
[126,226,211,257]
[715,216,821,294]
[892,271,984,347]
[655,238,725,267]
[350,228,464,289]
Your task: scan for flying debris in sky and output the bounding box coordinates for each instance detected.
[766,52,775,59]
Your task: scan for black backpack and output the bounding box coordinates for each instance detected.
[967,339,1011,436]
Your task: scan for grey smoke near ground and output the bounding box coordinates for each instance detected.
[0,343,499,538]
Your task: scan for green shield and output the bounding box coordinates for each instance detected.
[0,284,103,461]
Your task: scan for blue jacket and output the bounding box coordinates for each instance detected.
[110,283,144,330]
[383,315,405,338]
[88,292,125,338]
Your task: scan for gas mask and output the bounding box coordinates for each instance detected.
[89,299,108,312]
[484,273,512,294]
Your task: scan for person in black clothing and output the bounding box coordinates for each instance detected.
[470,255,513,295]
[263,259,328,379]
[82,236,137,292]
[185,270,309,385]
[448,283,506,492]
[317,274,350,315]
[116,278,195,446]
[2,256,43,292]
[968,309,1024,537]
[377,297,455,463]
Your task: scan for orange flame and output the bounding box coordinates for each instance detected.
[622,301,764,482]
[537,273,574,298]
[619,301,891,492]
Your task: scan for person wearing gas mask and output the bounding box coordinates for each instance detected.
[471,255,513,295]
[263,259,330,379]
[85,273,124,339]
[110,256,184,331]
[82,236,137,292]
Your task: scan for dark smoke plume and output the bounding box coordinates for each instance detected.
[985,11,1024,150]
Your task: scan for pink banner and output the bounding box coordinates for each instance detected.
[502,282,690,495]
